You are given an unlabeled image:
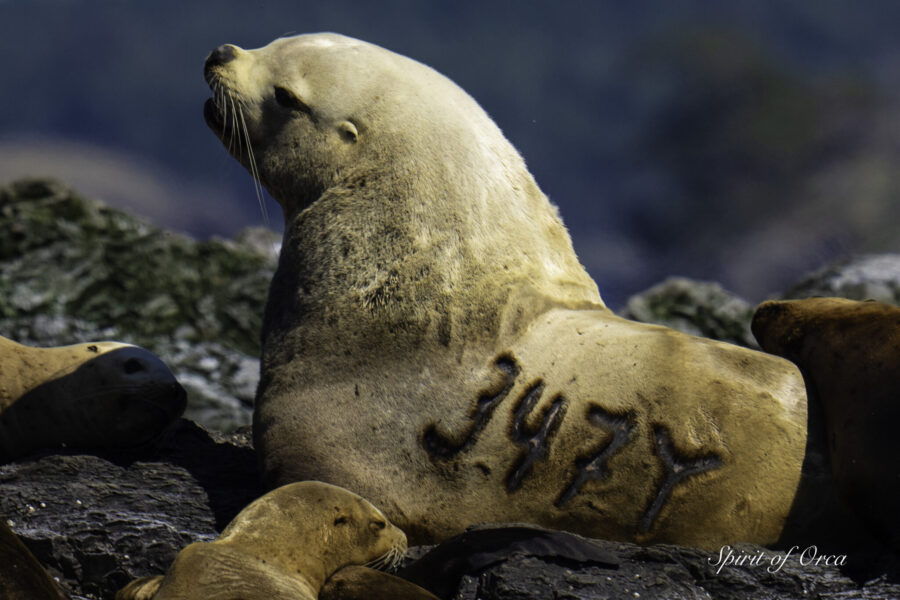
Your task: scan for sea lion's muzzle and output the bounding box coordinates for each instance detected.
[205,44,239,73]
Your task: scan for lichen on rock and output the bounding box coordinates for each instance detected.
[620,277,758,348]
[0,178,278,432]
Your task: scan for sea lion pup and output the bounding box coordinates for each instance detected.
[204,33,808,548]
[753,297,900,549]
[0,335,185,463]
[117,481,408,600]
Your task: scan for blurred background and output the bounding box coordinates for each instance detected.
[1,0,899,308]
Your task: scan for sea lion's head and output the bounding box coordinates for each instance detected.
[0,340,186,462]
[219,481,407,577]
[203,33,519,221]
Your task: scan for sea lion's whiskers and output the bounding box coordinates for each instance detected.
[237,103,269,228]
[365,544,405,572]
[364,554,388,571]
[227,95,240,156]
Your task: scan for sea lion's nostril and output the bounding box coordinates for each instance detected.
[123,358,145,374]
[206,44,238,69]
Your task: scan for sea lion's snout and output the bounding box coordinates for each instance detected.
[109,346,176,385]
[205,44,239,71]
[95,346,188,420]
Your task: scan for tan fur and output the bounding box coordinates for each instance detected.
[0,335,185,462]
[117,481,407,600]
[320,566,439,600]
[204,33,808,548]
[116,576,163,600]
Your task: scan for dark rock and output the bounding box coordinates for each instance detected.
[0,420,259,600]
[1,519,67,600]
[401,526,899,600]
[399,525,619,599]
[782,254,900,304]
[620,277,758,348]
[0,178,277,356]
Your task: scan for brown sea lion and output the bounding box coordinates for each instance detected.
[753,297,900,548]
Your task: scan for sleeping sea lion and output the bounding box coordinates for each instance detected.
[0,335,185,463]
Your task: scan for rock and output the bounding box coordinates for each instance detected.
[0,178,277,356]
[439,540,899,600]
[399,524,899,599]
[0,420,259,599]
[0,177,277,432]
[782,254,900,304]
[620,277,758,348]
[0,519,67,600]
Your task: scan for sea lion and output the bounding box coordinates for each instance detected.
[117,481,407,600]
[752,297,900,548]
[0,335,186,463]
[1,518,68,600]
[203,33,808,548]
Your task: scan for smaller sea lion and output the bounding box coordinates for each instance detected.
[117,481,407,600]
[752,297,900,548]
[1,518,68,600]
[320,566,439,600]
[0,336,185,463]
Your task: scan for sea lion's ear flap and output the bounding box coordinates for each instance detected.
[339,120,358,143]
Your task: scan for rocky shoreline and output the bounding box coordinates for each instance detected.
[3,419,898,599]
[1,179,898,598]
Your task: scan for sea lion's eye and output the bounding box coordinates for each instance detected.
[274,86,312,115]
[370,520,386,530]
[334,516,349,526]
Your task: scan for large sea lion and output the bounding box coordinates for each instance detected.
[203,33,808,548]
[752,297,900,549]
[117,481,407,600]
[0,335,185,463]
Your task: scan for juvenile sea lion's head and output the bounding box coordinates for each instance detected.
[219,481,407,579]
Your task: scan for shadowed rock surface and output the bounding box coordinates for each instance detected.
[0,420,259,599]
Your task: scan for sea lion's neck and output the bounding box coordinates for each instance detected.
[262,151,603,367]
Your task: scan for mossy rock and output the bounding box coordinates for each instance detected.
[0,178,277,357]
